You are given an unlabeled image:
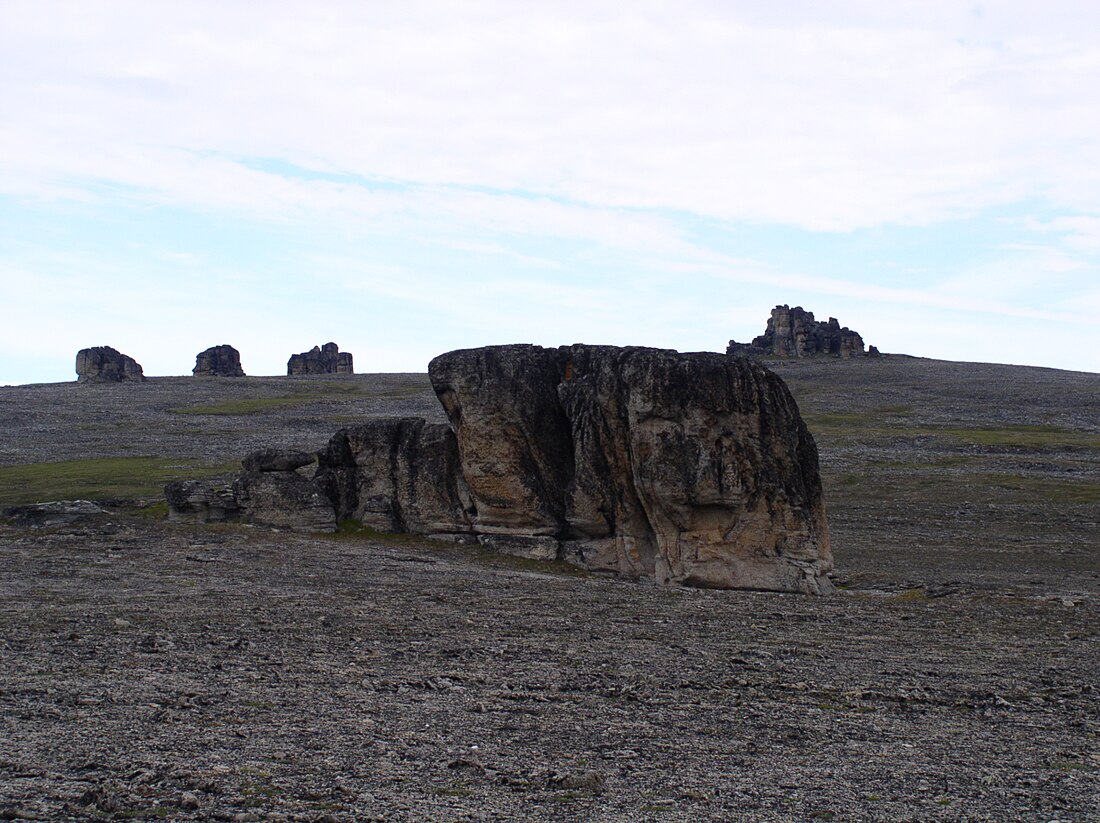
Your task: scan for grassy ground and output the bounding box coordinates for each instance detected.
[0,457,238,507]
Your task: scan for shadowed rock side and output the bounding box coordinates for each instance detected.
[193,344,245,377]
[166,449,334,533]
[728,305,874,358]
[287,342,354,375]
[75,346,145,383]
[317,418,474,536]
[428,344,833,594]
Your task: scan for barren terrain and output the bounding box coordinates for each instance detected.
[1,356,1098,820]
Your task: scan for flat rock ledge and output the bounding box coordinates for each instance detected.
[168,344,833,594]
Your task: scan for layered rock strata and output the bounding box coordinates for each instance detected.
[287,342,354,375]
[425,345,832,593]
[193,345,245,377]
[728,305,871,358]
[75,346,145,383]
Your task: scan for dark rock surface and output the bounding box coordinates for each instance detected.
[241,448,316,474]
[232,470,335,533]
[163,479,240,523]
[429,345,574,539]
[166,450,333,532]
[728,305,868,357]
[426,344,832,594]
[75,346,145,383]
[192,344,245,377]
[1,500,107,528]
[317,418,473,535]
[287,342,354,376]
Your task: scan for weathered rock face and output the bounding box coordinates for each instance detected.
[427,344,832,593]
[164,479,241,523]
[165,450,335,532]
[193,345,245,377]
[429,346,574,542]
[233,449,334,533]
[316,418,473,536]
[287,342,354,376]
[75,346,145,383]
[168,344,832,593]
[728,305,868,358]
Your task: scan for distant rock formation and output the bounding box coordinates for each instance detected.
[193,345,245,377]
[75,346,145,383]
[728,305,874,358]
[171,343,833,594]
[287,342,354,376]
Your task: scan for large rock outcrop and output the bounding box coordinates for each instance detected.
[193,345,245,377]
[287,343,354,376]
[169,344,833,594]
[728,305,871,358]
[425,345,832,593]
[75,346,145,383]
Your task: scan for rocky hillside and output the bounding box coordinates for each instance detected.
[1,355,1097,820]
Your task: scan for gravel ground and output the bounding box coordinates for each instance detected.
[1,356,1098,820]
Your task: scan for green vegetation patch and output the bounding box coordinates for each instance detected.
[0,457,237,507]
[981,474,1100,504]
[935,424,1100,450]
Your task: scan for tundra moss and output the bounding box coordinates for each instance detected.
[0,457,236,507]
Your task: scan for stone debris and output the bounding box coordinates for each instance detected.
[166,449,334,533]
[1,500,107,528]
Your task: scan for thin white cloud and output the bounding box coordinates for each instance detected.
[3,1,1100,230]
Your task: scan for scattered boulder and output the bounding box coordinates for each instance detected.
[287,342,354,376]
[728,305,870,358]
[75,346,145,382]
[193,345,245,377]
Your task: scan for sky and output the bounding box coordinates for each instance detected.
[2,1,1099,385]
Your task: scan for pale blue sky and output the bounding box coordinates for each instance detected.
[2,1,1099,384]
